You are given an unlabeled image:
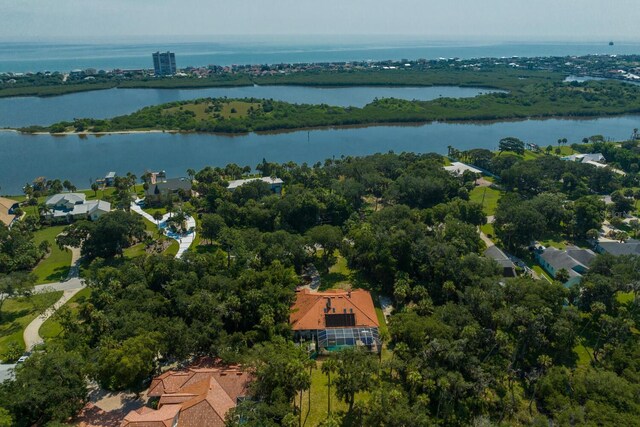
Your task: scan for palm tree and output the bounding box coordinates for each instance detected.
[27,197,38,216]
[91,182,99,197]
[321,359,337,416]
[152,210,163,226]
[186,168,196,182]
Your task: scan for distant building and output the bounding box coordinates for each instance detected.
[152,51,177,76]
[227,177,284,195]
[535,246,596,286]
[291,289,381,354]
[43,193,111,223]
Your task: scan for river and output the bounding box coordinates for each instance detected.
[1,115,639,194]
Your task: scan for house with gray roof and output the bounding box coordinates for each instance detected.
[595,239,640,256]
[43,193,111,223]
[562,153,606,163]
[227,177,284,195]
[484,245,517,277]
[535,246,596,286]
[145,177,193,203]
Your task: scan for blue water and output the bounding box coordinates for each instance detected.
[1,115,639,194]
[1,39,637,73]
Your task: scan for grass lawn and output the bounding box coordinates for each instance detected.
[553,145,576,156]
[538,235,568,250]
[164,100,260,121]
[532,265,553,283]
[31,225,72,284]
[480,222,495,238]
[164,241,180,257]
[318,252,352,291]
[123,242,148,259]
[470,186,502,216]
[40,287,91,341]
[573,343,593,368]
[123,217,180,258]
[0,291,63,357]
[298,360,375,427]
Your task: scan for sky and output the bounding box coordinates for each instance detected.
[1,0,639,42]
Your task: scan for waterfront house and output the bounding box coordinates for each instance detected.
[443,162,483,176]
[291,289,381,354]
[104,172,116,187]
[43,193,111,222]
[0,197,19,227]
[145,177,193,203]
[121,366,251,427]
[562,153,606,164]
[227,177,284,195]
[535,246,596,286]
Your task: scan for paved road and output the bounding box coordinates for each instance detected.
[131,199,196,258]
[23,247,85,351]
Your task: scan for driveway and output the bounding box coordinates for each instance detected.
[23,247,85,351]
[130,199,196,258]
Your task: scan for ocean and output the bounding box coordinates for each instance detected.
[1,38,638,73]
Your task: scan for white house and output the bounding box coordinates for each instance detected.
[227,177,284,195]
[43,193,111,222]
[443,162,483,176]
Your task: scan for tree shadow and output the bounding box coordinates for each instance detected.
[0,309,31,326]
[318,271,350,291]
[43,266,71,282]
[0,320,24,336]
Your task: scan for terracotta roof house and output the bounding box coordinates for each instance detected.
[0,197,19,227]
[226,177,283,195]
[121,367,251,427]
[291,289,381,353]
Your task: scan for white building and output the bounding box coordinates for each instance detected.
[443,162,483,176]
[227,177,284,195]
[43,193,111,222]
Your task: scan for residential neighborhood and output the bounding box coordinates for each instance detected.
[0,135,639,426]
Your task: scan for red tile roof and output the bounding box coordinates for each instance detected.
[121,367,251,427]
[120,404,181,427]
[290,289,379,331]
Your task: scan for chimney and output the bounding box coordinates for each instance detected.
[347,291,351,298]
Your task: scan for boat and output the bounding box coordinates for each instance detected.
[609,41,614,46]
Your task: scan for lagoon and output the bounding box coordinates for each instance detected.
[1,115,639,194]
[0,85,498,128]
